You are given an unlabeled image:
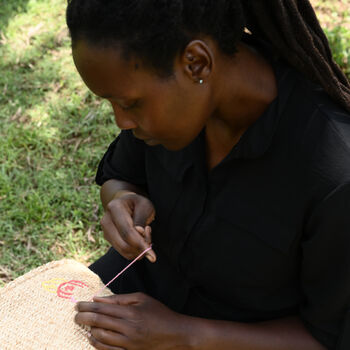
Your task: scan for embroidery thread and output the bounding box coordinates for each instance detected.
[42,278,66,294]
[57,280,88,300]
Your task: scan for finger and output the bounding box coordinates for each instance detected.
[76,301,134,318]
[75,312,128,334]
[91,327,128,348]
[109,202,150,253]
[92,295,136,305]
[133,203,155,228]
[93,292,147,306]
[143,226,156,262]
[145,210,156,226]
[135,226,149,243]
[134,226,156,262]
[134,226,146,238]
[101,213,137,260]
[89,333,125,350]
[101,214,128,250]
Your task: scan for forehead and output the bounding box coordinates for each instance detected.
[72,41,148,97]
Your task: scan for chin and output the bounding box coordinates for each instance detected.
[144,136,193,151]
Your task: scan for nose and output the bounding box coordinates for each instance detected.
[111,103,138,130]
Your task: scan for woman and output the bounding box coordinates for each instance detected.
[66,1,350,349]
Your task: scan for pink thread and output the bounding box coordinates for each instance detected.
[58,280,88,300]
[70,245,153,303]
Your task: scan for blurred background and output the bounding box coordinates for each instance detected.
[0,0,349,285]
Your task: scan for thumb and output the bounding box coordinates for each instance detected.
[133,226,156,263]
[135,226,151,244]
[134,226,156,263]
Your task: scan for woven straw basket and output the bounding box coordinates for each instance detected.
[0,259,113,350]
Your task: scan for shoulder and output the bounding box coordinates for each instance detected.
[268,61,350,208]
[276,63,350,188]
[294,69,350,148]
[297,79,350,166]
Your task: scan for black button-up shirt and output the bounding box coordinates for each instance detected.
[93,44,350,350]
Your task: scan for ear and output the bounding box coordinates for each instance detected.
[181,40,213,83]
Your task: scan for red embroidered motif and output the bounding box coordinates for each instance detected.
[57,280,88,299]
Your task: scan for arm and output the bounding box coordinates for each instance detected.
[100,178,147,209]
[76,294,326,350]
[188,314,326,350]
[96,132,156,260]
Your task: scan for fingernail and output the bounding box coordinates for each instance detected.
[146,252,156,263]
[87,331,91,338]
[135,226,144,233]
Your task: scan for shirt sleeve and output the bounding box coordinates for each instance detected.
[300,182,350,350]
[95,130,147,187]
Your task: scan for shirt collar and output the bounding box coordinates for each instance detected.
[151,139,197,183]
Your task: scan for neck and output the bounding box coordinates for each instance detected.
[204,42,277,170]
[209,42,277,138]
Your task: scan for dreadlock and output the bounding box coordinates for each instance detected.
[243,1,350,112]
[66,0,350,112]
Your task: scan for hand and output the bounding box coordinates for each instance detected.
[100,191,156,262]
[75,293,193,350]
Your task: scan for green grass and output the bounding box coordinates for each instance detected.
[0,0,349,286]
[326,26,350,77]
[0,0,113,285]
[311,0,350,76]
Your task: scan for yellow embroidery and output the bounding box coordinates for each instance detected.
[41,278,66,294]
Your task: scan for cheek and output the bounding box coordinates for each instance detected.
[140,83,212,146]
[173,89,213,132]
[138,104,169,135]
[138,92,178,135]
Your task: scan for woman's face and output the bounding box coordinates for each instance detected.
[72,40,215,151]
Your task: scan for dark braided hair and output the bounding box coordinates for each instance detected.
[66,0,350,112]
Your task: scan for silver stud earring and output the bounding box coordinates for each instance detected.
[199,79,204,84]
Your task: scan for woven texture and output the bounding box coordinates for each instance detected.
[0,259,113,350]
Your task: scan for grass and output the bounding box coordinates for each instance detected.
[0,0,113,285]
[311,0,350,76]
[325,26,350,77]
[0,0,349,286]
